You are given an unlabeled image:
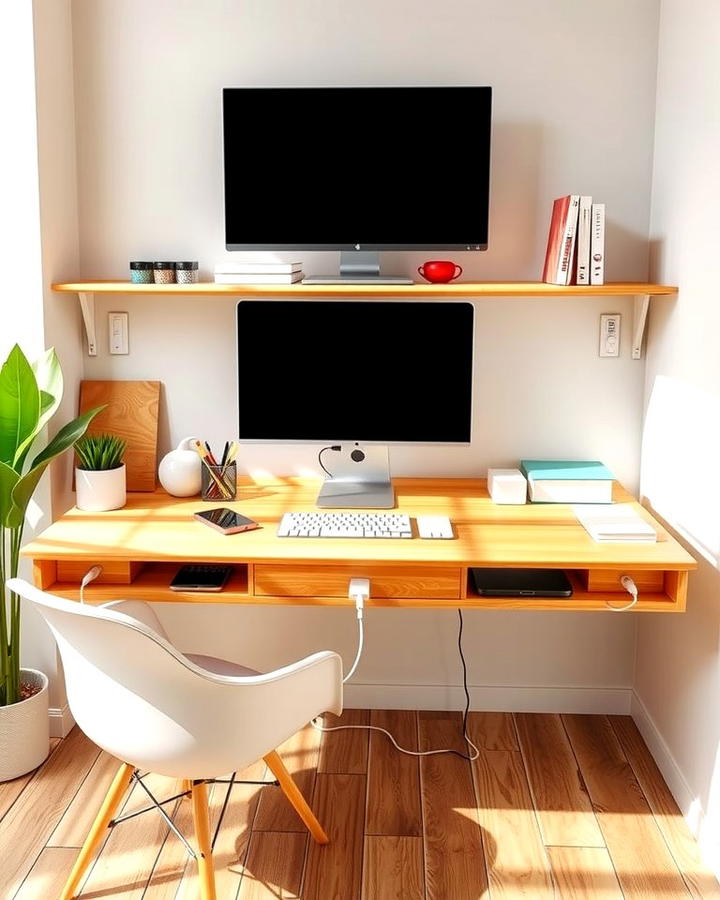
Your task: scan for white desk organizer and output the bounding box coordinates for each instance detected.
[488,468,527,505]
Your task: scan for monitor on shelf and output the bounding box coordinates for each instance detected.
[237,300,474,507]
[223,86,492,284]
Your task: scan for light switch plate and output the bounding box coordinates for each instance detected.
[599,313,620,357]
[108,312,129,354]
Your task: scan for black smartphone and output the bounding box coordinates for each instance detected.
[470,568,573,597]
[169,564,233,592]
[194,508,261,535]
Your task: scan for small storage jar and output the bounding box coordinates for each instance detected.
[175,261,199,284]
[129,261,154,284]
[153,261,176,284]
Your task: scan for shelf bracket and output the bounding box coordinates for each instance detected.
[78,292,97,356]
[632,294,651,360]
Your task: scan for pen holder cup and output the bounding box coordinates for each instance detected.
[201,462,237,502]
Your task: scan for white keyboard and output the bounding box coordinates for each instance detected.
[278,511,413,538]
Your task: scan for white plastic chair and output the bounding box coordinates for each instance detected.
[8,578,343,900]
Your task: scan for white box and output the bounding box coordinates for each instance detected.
[488,468,527,505]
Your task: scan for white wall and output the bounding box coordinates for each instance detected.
[635,0,720,872]
[30,0,84,727]
[0,2,53,707]
[0,0,82,721]
[33,0,84,522]
[63,0,663,710]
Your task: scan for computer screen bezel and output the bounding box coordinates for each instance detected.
[223,86,492,252]
[235,298,475,445]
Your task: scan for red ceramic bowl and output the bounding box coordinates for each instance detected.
[418,260,463,283]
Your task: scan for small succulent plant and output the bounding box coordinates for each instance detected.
[74,433,126,471]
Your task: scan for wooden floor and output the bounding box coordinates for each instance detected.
[1,711,718,899]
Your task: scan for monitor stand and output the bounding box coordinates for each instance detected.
[303,250,413,285]
[316,444,395,508]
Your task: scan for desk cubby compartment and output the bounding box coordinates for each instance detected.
[577,568,688,610]
[35,559,250,603]
[33,559,147,589]
[464,568,688,611]
[54,559,145,585]
[582,569,664,593]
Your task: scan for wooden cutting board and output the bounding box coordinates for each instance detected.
[78,380,161,491]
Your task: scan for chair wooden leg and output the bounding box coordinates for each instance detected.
[60,761,135,900]
[263,749,329,844]
[182,778,193,799]
[191,780,217,900]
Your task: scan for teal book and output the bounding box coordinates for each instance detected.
[520,460,614,503]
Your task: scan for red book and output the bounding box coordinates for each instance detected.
[542,195,580,285]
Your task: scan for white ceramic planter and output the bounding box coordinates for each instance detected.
[0,668,50,782]
[76,464,127,511]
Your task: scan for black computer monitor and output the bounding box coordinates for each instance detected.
[237,300,474,506]
[223,86,492,283]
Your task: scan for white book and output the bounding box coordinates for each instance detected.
[214,261,303,274]
[555,195,580,284]
[530,479,613,504]
[590,203,605,285]
[576,196,592,285]
[573,504,657,543]
[214,271,304,284]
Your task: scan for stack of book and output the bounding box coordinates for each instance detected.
[520,459,614,504]
[214,261,304,284]
[542,195,605,286]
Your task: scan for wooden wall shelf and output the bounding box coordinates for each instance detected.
[52,280,677,359]
[52,280,677,297]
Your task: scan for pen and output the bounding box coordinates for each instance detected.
[220,441,238,478]
[204,441,218,466]
[220,441,230,467]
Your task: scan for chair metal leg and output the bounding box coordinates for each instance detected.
[263,750,329,844]
[191,780,217,900]
[60,761,135,900]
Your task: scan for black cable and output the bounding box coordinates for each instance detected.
[445,607,475,762]
[318,444,340,477]
[313,607,477,761]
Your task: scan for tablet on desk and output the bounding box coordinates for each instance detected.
[169,564,233,592]
[470,568,573,597]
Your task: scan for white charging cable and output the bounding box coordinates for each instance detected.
[313,579,479,761]
[312,716,480,761]
[80,565,103,603]
[342,577,368,683]
[605,574,639,612]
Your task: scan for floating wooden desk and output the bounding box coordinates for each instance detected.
[22,478,696,612]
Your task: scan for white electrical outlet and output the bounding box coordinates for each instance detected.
[108,312,129,354]
[599,313,620,357]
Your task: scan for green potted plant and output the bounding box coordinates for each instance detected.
[0,344,101,781]
[74,433,127,511]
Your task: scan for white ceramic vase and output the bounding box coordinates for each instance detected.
[158,436,202,497]
[76,464,127,511]
[0,668,50,782]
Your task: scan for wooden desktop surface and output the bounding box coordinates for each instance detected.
[22,478,696,611]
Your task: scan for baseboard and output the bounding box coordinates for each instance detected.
[46,687,629,738]
[343,682,632,714]
[49,704,75,738]
[630,691,698,829]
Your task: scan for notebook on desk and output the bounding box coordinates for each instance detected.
[573,504,658,543]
